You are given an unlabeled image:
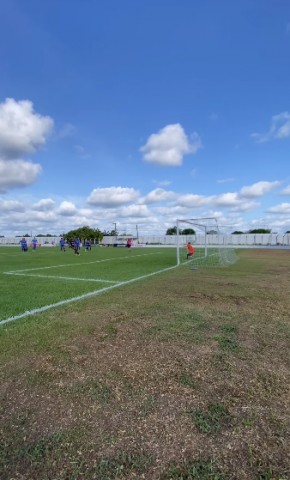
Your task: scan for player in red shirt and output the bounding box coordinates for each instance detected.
[186,242,195,259]
[126,238,133,248]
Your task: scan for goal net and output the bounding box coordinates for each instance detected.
[176,217,238,268]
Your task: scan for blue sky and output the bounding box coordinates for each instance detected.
[0,0,290,236]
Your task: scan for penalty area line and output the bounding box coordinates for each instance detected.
[0,264,178,327]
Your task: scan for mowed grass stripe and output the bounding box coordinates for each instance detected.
[0,263,178,326]
[0,246,178,323]
[4,251,160,274]
[4,250,177,282]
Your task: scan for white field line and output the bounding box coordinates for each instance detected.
[0,264,178,326]
[4,272,118,283]
[4,252,159,274]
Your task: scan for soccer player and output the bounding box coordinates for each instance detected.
[59,237,66,251]
[20,238,28,252]
[69,238,80,255]
[85,239,91,251]
[186,242,195,259]
[31,238,38,250]
[126,238,133,248]
[75,238,81,253]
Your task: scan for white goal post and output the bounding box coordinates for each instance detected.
[176,217,237,267]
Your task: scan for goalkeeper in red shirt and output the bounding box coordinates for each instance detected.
[186,242,195,259]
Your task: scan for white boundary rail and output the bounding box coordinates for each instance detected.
[1,233,290,247]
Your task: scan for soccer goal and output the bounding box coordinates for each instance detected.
[176,217,238,267]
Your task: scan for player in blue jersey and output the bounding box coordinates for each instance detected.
[20,238,28,252]
[69,238,80,255]
[31,238,38,250]
[85,239,91,251]
[60,238,66,251]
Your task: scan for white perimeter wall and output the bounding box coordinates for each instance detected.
[103,234,290,246]
[1,233,290,247]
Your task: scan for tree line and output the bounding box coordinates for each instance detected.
[166,227,290,235]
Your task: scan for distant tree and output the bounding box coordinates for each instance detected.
[36,234,56,237]
[65,226,103,243]
[103,229,117,236]
[166,226,182,235]
[181,228,195,235]
[248,229,271,234]
[286,231,290,234]
[232,231,244,234]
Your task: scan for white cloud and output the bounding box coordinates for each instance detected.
[0,198,24,212]
[155,205,189,216]
[177,193,211,208]
[0,98,53,194]
[33,198,55,211]
[240,181,280,197]
[57,201,77,216]
[214,192,240,207]
[0,159,42,193]
[227,200,259,212]
[251,112,290,143]
[119,204,151,218]
[28,210,57,222]
[153,179,172,187]
[1,177,289,236]
[280,185,290,195]
[267,203,290,214]
[87,187,140,207]
[0,98,53,159]
[213,195,257,212]
[5,210,57,231]
[212,182,277,211]
[78,208,94,217]
[142,188,175,204]
[140,123,201,166]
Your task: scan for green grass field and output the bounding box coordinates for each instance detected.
[0,245,178,322]
[1,248,290,479]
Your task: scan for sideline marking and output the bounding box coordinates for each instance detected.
[0,264,178,326]
[3,272,119,283]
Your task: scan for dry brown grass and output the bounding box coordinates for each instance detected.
[1,249,290,479]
